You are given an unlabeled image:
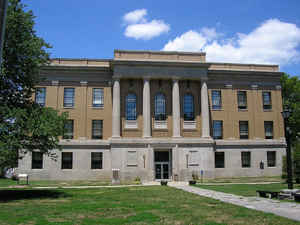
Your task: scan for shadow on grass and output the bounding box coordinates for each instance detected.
[0,189,71,202]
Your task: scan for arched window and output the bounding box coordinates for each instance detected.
[155,93,166,121]
[183,94,195,121]
[126,94,136,120]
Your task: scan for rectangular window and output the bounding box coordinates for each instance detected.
[91,152,103,169]
[241,152,251,168]
[32,152,43,169]
[93,88,104,107]
[63,120,74,139]
[239,121,249,139]
[237,91,247,110]
[62,152,73,169]
[64,88,75,107]
[212,90,222,110]
[264,121,273,139]
[215,152,225,168]
[213,120,223,139]
[267,151,276,167]
[35,87,46,106]
[92,120,103,139]
[263,92,272,110]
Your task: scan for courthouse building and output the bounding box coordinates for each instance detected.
[18,50,286,181]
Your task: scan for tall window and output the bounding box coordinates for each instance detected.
[241,152,251,168]
[64,88,75,107]
[91,152,103,169]
[212,90,222,110]
[183,94,195,121]
[155,93,166,121]
[63,120,74,139]
[92,88,104,107]
[237,91,247,110]
[35,87,46,106]
[267,151,276,167]
[126,94,137,120]
[215,152,225,168]
[239,121,249,139]
[263,92,272,110]
[92,120,103,139]
[32,152,43,169]
[264,121,273,139]
[62,152,73,169]
[213,120,223,139]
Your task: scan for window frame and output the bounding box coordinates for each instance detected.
[125,93,137,121]
[92,88,104,108]
[183,94,195,121]
[215,152,225,168]
[212,90,222,110]
[264,121,274,139]
[154,93,166,121]
[92,120,103,139]
[32,152,43,169]
[35,87,46,107]
[237,91,247,110]
[267,151,276,167]
[64,88,75,108]
[239,121,249,139]
[241,151,251,168]
[91,152,103,169]
[213,120,223,139]
[61,152,73,169]
[63,120,74,139]
[262,91,272,110]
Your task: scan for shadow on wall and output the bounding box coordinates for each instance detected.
[0,190,71,202]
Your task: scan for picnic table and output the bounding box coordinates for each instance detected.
[17,174,29,185]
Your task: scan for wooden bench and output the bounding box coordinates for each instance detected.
[17,174,29,185]
[256,190,279,199]
[294,193,300,202]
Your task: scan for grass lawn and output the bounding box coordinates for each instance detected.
[0,178,140,188]
[197,183,300,197]
[0,186,299,225]
[199,176,283,184]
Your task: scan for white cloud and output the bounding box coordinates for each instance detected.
[123,9,147,24]
[123,9,170,40]
[163,19,300,65]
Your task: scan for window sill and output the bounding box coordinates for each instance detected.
[238,109,248,112]
[61,169,73,170]
[153,128,169,131]
[63,107,75,109]
[211,108,223,111]
[91,106,104,110]
[123,128,139,131]
[263,109,273,112]
[31,168,43,170]
[91,168,103,170]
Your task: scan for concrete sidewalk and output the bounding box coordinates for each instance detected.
[170,184,300,222]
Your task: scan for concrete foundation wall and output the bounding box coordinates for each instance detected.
[17,144,285,181]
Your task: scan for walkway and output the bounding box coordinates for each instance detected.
[170,184,300,222]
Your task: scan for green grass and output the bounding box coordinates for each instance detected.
[0,178,141,188]
[0,186,299,224]
[197,183,300,197]
[199,176,283,184]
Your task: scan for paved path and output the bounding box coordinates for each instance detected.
[170,184,300,222]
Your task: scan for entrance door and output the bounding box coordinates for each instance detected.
[154,150,171,180]
[155,162,169,179]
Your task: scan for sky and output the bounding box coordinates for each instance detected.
[25,0,300,76]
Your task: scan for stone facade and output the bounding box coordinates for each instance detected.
[18,50,286,181]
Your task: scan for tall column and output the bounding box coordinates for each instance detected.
[112,79,120,138]
[201,80,210,138]
[172,79,181,137]
[143,78,151,137]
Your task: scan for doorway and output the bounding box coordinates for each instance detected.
[154,150,172,180]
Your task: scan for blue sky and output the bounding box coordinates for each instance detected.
[25,0,300,76]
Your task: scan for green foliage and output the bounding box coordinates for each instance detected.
[280,73,300,142]
[0,0,68,170]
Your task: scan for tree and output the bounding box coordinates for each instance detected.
[280,73,300,182]
[280,73,300,142]
[0,0,68,173]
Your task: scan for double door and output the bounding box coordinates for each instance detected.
[155,162,170,180]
